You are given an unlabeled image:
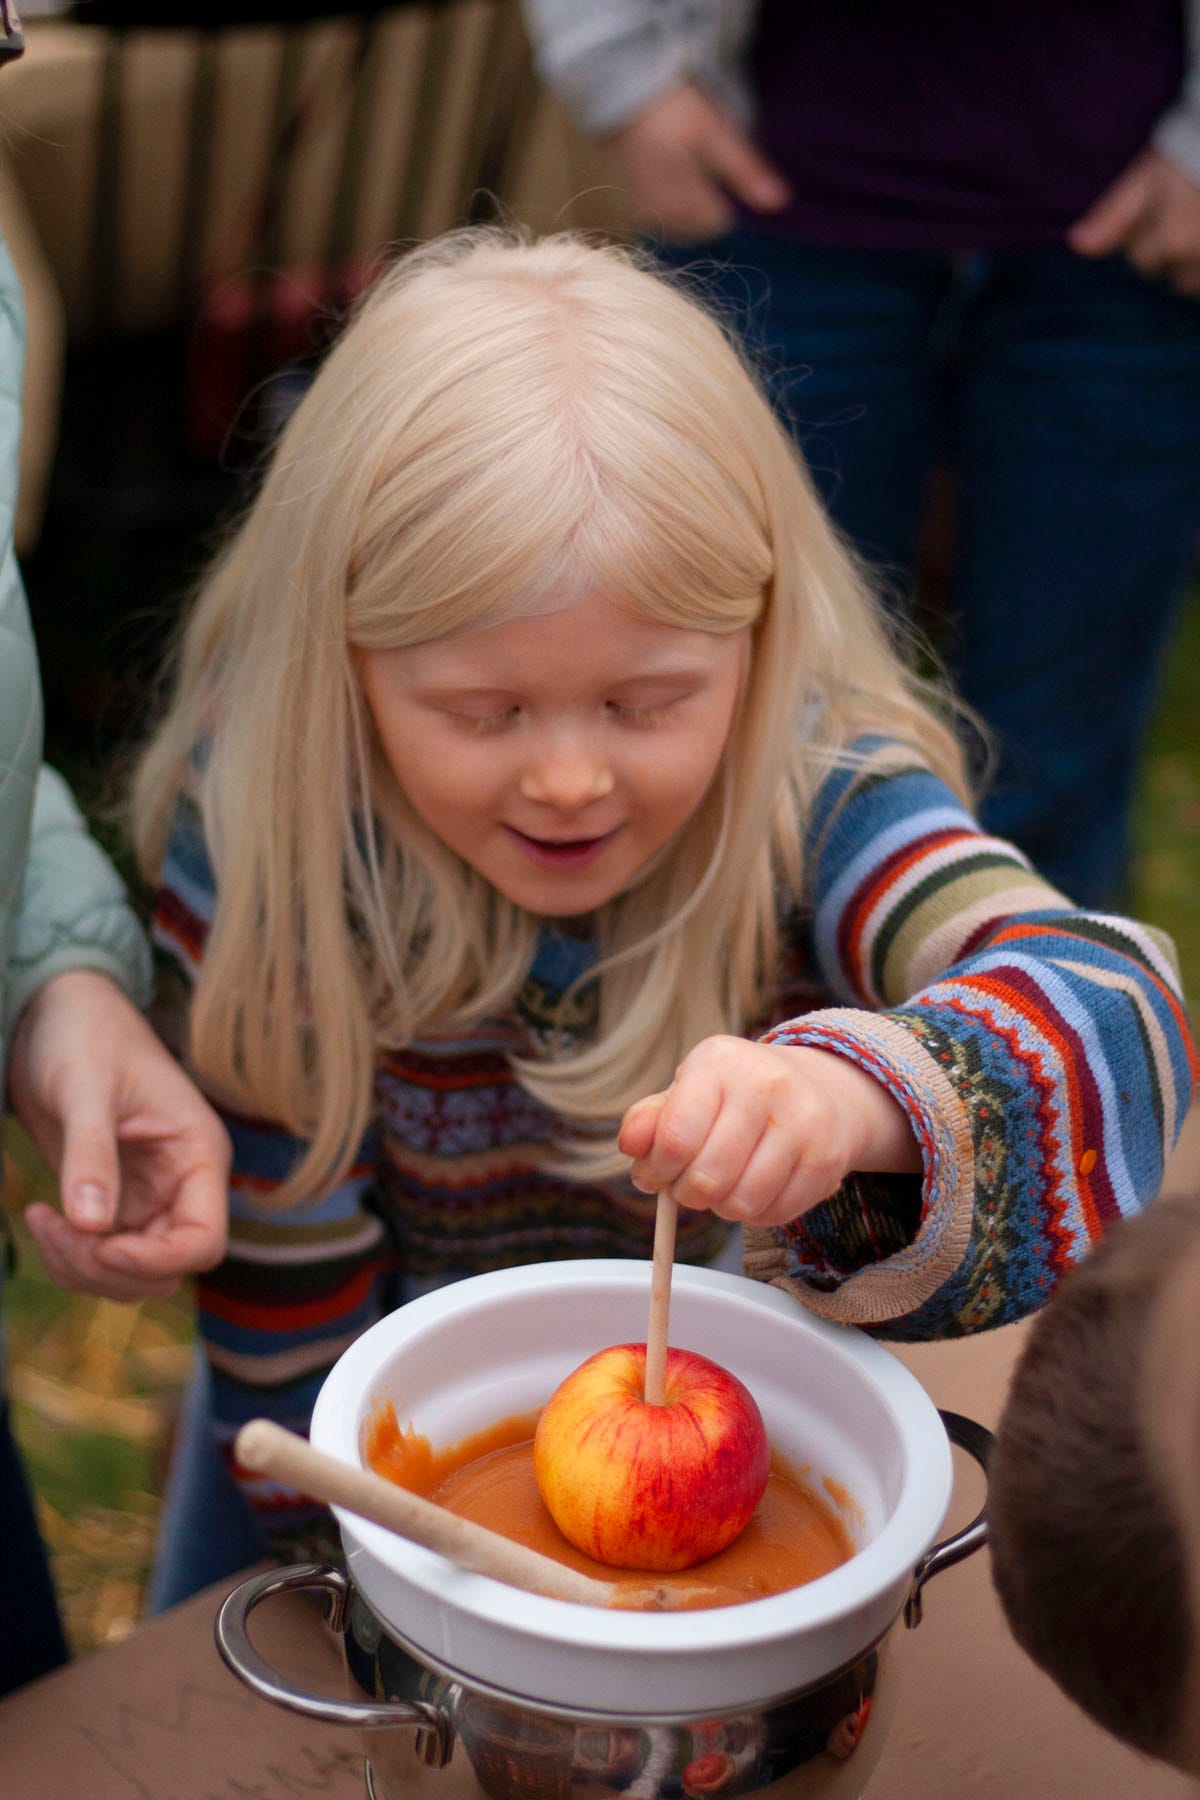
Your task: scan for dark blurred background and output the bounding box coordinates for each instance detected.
[0,0,1197,1657]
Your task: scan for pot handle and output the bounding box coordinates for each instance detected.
[904,1409,994,1629]
[214,1561,454,1766]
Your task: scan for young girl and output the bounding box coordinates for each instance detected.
[133,229,1196,1591]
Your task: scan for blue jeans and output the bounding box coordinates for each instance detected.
[0,1401,69,1694]
[659,231,1200,907]
[145,1352,263,1612]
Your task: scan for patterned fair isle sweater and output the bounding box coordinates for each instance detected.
[153,736,1197,1546]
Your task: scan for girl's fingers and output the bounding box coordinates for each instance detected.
[760,1159,843,1230]
[714,1122,807,1224]
[628,1063,725,1194]
[662,1106,767,1215]
[618,1091,669,1160]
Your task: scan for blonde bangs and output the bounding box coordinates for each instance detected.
[347,430,772,651]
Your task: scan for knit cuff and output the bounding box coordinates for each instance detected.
[1154,106,1200,188]
[742,1009,975,1326]
[536,22,690,137]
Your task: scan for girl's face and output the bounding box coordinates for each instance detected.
[356,591,749,917]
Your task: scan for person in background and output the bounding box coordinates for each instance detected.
[0,12,230,1690]
[130,229,1194,1603]
[523,0,1200,910]
[989,1185,1200,1777]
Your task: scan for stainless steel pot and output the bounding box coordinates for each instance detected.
[217,1409,989,1800]
[215,1262,992,1800]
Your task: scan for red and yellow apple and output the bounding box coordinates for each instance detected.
[533,1343,771,1571]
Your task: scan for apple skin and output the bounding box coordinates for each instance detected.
[532,1342,771,1572]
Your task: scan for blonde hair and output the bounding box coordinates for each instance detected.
[133,228,968,1206]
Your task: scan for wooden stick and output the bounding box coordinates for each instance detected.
[236,1419,615,1606]
[643,1191,678,1406]
[235,1418,746,1612]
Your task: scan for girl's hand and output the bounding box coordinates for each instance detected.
[1069,147,1200,297]
[7,970,231,1300]
[619,1036,920,1229]
[605,83,791,243]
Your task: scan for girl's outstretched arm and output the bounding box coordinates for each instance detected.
[628,737,1197,1340]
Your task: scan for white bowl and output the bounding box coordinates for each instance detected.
[309,1260,952,1716]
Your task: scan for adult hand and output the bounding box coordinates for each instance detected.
[7,969,230,1299]
[618,1035,920,1229]
[605,83,791,243]
[1069,147,1200,296]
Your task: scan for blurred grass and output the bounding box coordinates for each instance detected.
[2,1126,193,1653]
[2,582,1199,1661]
[1131,584,1200,1002]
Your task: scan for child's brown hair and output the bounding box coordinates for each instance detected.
[989,1191,1200,1774]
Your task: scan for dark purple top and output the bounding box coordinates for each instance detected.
[748,0,1186,250]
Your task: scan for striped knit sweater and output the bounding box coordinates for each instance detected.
[153,735,1197,1546]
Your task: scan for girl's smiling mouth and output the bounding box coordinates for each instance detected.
[504,825,623,870]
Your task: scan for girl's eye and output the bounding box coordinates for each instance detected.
[456,707,520,736]
[607,700,678,728]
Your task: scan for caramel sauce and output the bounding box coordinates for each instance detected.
[364,1401,854,1610]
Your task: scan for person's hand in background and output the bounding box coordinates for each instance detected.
[7,969,230,1299]
[1070,147,1200,296]
[605,83,791,242]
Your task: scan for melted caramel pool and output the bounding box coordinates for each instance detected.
[364,1402,855,1610]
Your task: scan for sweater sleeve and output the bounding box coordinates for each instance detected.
[742,737,1198,1340]
[520,0,758,137]
[4,764,152,1036]
[1152,0,1200,184]
[152,776,394,1549]
[521,0,689,135]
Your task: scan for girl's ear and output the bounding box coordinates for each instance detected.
[1141,1207,1200,1777]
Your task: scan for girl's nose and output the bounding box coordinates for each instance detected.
[519,737,615,810]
